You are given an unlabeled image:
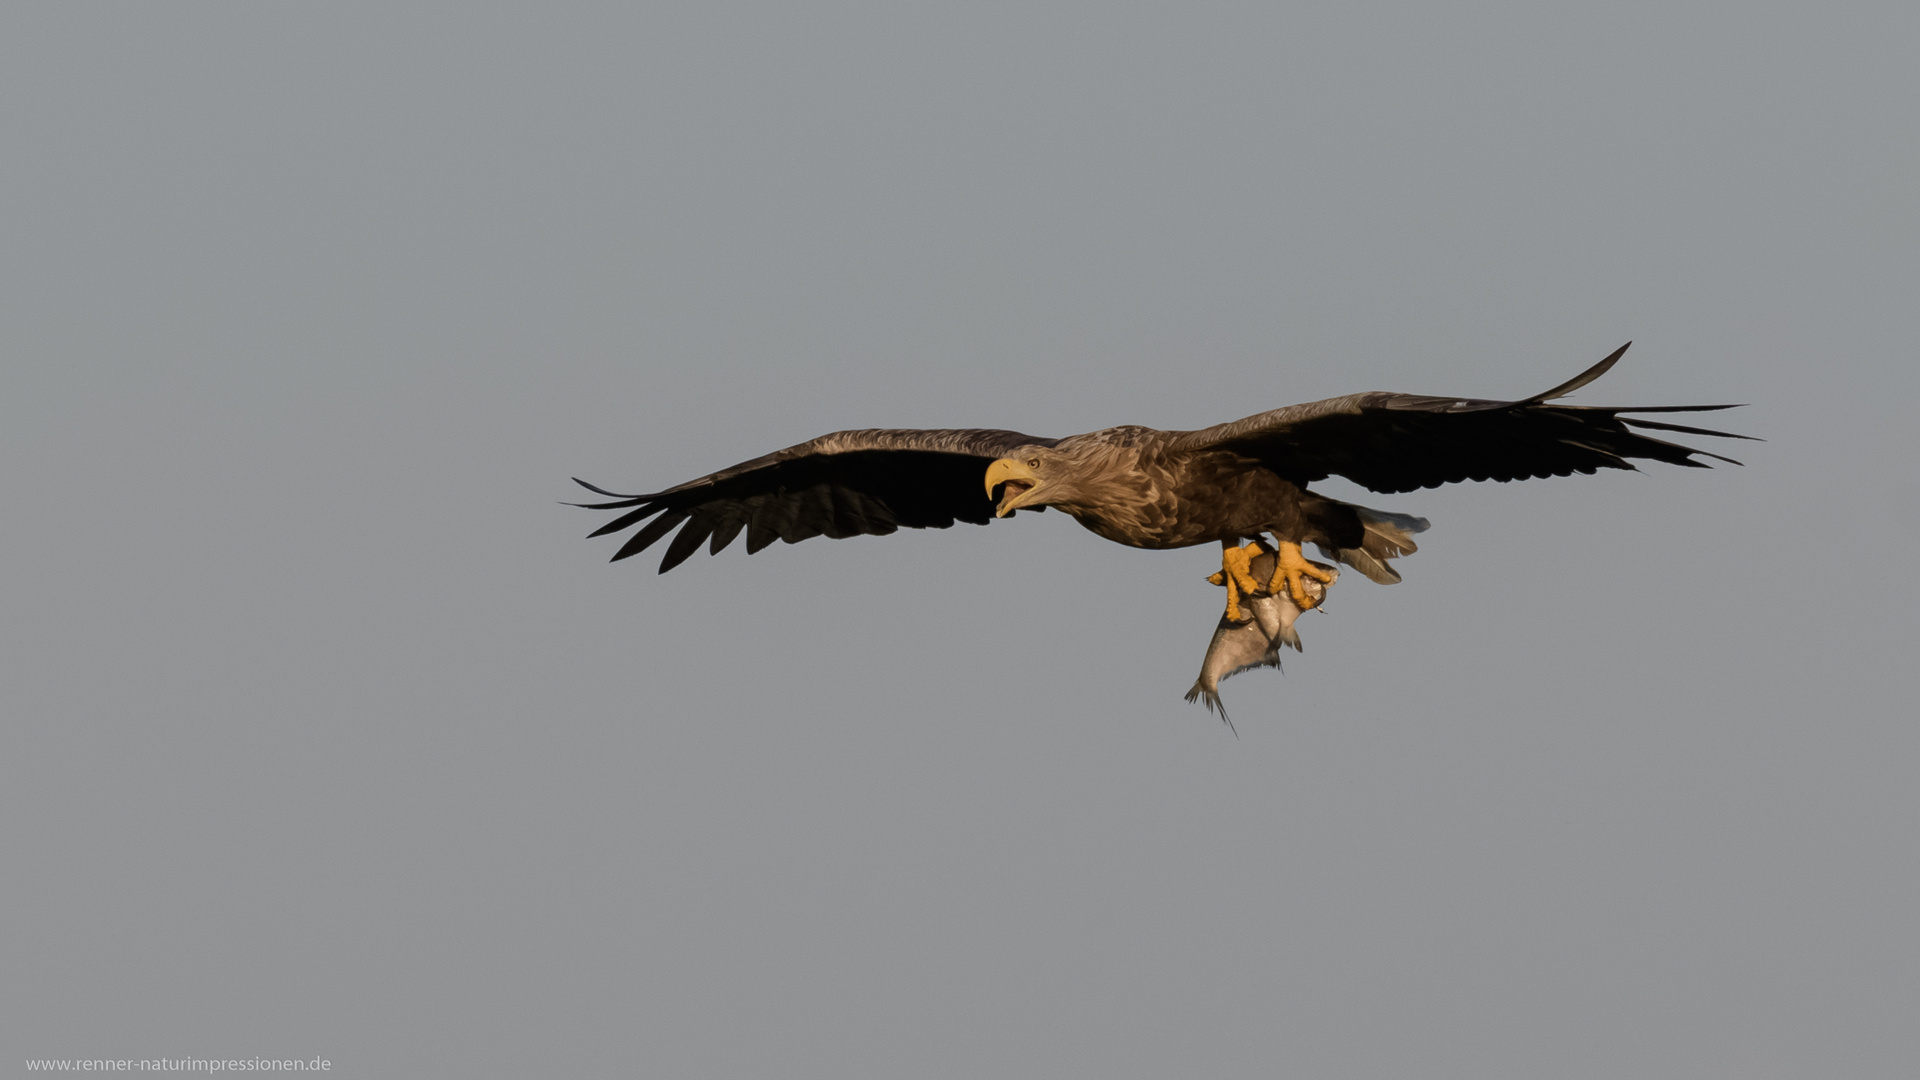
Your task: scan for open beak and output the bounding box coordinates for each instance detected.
[984,458,1041,518]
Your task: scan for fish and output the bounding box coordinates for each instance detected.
[1184,548,1337,730]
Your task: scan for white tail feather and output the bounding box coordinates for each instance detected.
[1317,505,1430,585]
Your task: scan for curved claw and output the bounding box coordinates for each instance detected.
[1209,542,1266,622]
[1269,541,1335,610]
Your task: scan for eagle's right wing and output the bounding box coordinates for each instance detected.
[571,428,1059,572]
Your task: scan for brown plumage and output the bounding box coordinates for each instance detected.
[572,344,1750,585]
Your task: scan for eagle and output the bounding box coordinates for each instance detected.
[574,343,1747,649]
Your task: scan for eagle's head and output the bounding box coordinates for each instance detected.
[983,448,1073,517]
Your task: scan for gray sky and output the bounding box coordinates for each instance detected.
[5,3,1916,1077]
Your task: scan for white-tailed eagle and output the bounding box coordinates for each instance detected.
[573,343,1748,708]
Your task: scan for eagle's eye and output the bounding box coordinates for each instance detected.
[1027,458,1041,468]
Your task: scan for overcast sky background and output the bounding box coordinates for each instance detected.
[4,3,1916,1078]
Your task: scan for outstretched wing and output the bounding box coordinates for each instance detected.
[1170,343,1755,494]
[572,428,1059,572]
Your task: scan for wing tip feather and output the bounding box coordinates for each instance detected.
[573,476,646,499]
[1524,341,1631,404]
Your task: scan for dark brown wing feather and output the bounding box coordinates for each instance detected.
[1170,343,1755,494]
[572,428,1058,572]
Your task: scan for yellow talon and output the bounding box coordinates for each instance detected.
[1269,541,1336,610]
[1210,542,1266,622]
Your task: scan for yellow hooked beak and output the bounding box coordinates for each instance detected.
[984,458,1040,518]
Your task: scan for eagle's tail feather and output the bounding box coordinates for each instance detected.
[1318,506,1430,585]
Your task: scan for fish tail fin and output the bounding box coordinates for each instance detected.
[1184,680,1222,714]
[1183,682,1237,735]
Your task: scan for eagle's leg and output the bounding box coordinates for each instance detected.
[1267,540,1336,610]
[1207,539,1268,623]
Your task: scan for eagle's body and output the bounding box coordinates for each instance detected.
[574,344,1748,643]
[1000,428,1325,551]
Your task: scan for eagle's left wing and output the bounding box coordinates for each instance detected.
[1169,343,1754,494]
